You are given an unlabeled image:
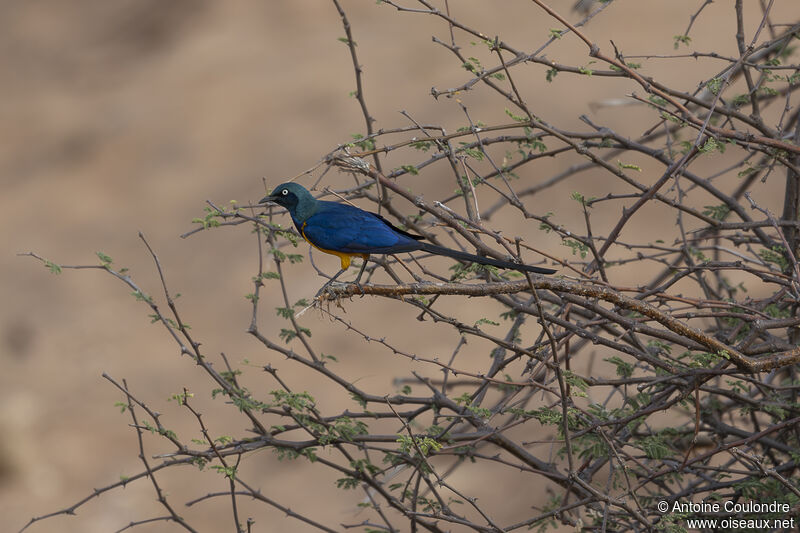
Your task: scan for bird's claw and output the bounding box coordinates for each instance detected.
[354,282,366,297]
[316,280,359,300]
[315,281,334,299]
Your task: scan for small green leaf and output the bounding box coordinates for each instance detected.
[96,252,113,266]
[617,161,642,171]
[673,34,691,49]
[706,77,723,95]
[504,108,528,122]
[699,137,720,153]
[410,140,432,151]
[131,290,153,304]
[44,260,62,275]
[400,164,419,175]
[639,435,671,460]
[350,133,374,151]
[702,204,730,221]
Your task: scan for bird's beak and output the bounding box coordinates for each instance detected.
[258,193,277,205]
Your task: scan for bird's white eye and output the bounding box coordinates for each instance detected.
[281,189,289,196]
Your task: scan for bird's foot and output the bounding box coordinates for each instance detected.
[314,281,334,299]
[353,281,366,298]
[315,280,367,300]
[315,280,351,299]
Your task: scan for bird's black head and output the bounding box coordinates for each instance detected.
[260,185,298,210]
[259,182,315,218]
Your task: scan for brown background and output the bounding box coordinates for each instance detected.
[1,1,790,531]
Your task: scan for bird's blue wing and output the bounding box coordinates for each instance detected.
[301,202,420,254]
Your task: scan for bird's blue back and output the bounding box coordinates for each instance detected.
[293,201,421,254]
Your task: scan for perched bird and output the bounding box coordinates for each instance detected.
[259,182,556,288]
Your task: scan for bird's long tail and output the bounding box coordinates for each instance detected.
[417,242,556,275]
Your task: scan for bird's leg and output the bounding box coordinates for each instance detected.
[352,258,368,295]
[315,268,346,298]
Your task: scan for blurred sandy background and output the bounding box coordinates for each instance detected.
[1,1,792,531]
